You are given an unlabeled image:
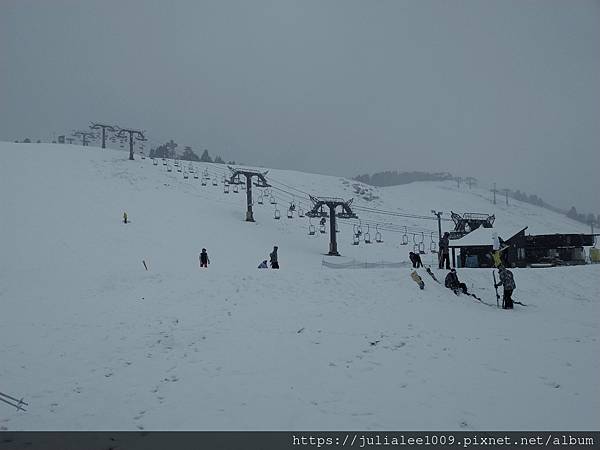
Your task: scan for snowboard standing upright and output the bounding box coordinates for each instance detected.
[493,270,500,308]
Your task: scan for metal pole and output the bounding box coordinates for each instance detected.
[129,133,134,160]
[328,205,339,256]
[245,176,254,222]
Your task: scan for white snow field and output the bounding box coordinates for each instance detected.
[0,142,598,430]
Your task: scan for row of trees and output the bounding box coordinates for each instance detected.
[354,170,454,186]
[149,140,235,165]
[566,207,599,227]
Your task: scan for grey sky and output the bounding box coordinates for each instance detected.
[1,0,599,212]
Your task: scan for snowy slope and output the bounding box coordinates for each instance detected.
[0,142,598,430]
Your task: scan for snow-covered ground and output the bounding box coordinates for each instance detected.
[1,142,598,430]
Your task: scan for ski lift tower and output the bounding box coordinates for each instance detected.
[72,130,96,147]
[228,166,270,222]
[306,196,357,256]
[90,122,117,149]
[115,127,146,160]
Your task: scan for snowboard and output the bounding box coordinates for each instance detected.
[425,266,440,284]
[410,271,425,290]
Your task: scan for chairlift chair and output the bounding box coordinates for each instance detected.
[412,234,420,253]
[319,223,326,234]
[287,208,293,219]
[419,232,426,254]
[153,159,158,166]
[298,207,304,218]
[212,178,218,186]
[375,224,383,243]
[257,195,264,205]
[353,225,360,245]
[270,195,276,205]
[224,183,230,193]
[401,226,409,245]
[183,172,188,179]
[274,208,281,220]
[141,152,146,159]
[177,166,182,173]
[163,159,167,165]
[430,232,437,253]
[194,172,199,179]
[308,218,316,235]
[364,224,372,244]
[167,165,172,172]
[233,184,239,193]
[201,178,207,186]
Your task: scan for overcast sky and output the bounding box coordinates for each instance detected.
[1,0,599,213]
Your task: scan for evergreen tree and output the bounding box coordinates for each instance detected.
[567,206,578,220]
[181,146,200,161]
[214,155,225,164]
[200,149,213,163]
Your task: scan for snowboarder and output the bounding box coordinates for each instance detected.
[495,265,515,309]
[258,260,268,269]
[123,211,128,224]
[270,246,279,269]
[439,232,451,269]
[199,248,210,268]
[444,268,468,295]
[409,251,423,268]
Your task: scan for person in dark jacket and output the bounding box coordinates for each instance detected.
[444,268,468,295]
[270,246,279,269]
[258,260,268,269]
[409,251,423,268]
[495,265,515,309]
[439,232,451,269]
[199,248,210,268]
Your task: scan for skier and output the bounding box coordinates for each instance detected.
[269,246,279,269]
[258,260,268,269]
[444,268,468,295]
[123,211,128,224]
[319,217,326,226]
[409,251,423,268]
[495,265,515,309]
[439,232,451,269]
[199,248,210,268]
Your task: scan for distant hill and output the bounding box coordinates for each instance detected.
[354,171,453,187]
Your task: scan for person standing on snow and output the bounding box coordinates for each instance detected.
[199,248,210,268]
[495,265,515,309]
[269,246,279,269]
[439,232,451,269]
[123,211,128,224]
[409,251,423,268]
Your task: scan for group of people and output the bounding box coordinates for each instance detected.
[199,246,280,270]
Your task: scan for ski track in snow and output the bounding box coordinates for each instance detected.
[0,142,598,430]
